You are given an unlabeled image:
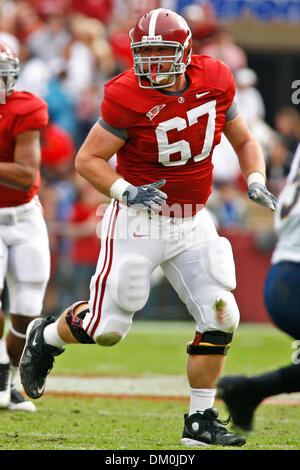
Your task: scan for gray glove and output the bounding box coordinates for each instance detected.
[248,182,278,211]
[122,179,167,211]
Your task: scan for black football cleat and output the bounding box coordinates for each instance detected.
[217,375,262,433]
[8,387,36,412]
[181,407,246,447]
[20,318,64,399]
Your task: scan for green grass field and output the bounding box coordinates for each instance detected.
[1,321,299,451]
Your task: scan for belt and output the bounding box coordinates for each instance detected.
[0,197,39,225]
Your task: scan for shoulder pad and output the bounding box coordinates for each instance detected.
[104,70,151,113]
[191,54,230,74]
[10,91,48,116]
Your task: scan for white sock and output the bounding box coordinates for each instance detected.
[43,321,65,348]
[10,365,19,387]
[0,337,9,364]
[189,388,216,415]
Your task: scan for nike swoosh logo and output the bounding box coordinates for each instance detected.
[133,233,148,238]
[37,385,44,394]
[31,330,39,347]
[196,91,210,99]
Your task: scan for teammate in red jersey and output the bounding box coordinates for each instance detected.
[20,9,277,446]
[0,40,50,412]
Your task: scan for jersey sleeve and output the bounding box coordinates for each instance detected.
[12,103,49,138]
[98,116,129,140]
[225,99,238,122]
[203,56,237,119]
[100,81,139,132]
[220,61,236,111]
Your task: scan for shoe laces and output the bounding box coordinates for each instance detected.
[202,409,231,431]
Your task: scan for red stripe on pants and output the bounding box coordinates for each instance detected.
[86,200,120,338]
[85,200,118,335]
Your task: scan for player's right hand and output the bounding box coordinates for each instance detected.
[122,179,168,211]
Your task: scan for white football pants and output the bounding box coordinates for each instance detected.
[83,200,240,343]
[0,197,50,317]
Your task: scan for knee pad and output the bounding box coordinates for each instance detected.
[213,291,240,332]
[187,330,233,356]
[110,254,151,312]
[205,237,236,291]
[95,313,132,347]
[65,301,95,344]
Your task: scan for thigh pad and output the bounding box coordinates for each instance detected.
[9,243,50,284]
[0,238,8,289]
[110,254,151,312]
[204,237,236,290]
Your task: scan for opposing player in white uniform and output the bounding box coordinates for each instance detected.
[0,40,50,411]
[20,9,276,446]
[217,143,300,433]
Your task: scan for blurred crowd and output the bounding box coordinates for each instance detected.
[1,0,300,316]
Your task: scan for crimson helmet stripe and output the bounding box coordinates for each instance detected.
[85,200,120,337]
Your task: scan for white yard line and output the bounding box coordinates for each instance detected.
[18,374,190,397]
[16,374,300,404]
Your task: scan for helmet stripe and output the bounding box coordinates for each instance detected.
[148,8,164,36]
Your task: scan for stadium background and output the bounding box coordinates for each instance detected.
[1,0,299,325]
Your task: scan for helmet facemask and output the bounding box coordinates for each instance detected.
[130,36,190,89]
[0,55,19,102]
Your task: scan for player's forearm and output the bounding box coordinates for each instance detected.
[0,161,37,190]
[75,151,122,198]
[236,138,266,183]
[224,114,266,184]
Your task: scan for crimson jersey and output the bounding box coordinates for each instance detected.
[0,91,48,207]
[100,55,236,217]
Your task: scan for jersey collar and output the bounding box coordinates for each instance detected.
[156,74,190,97]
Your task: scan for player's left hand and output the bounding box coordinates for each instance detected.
[248,182,278,211]
[122,179,168,212]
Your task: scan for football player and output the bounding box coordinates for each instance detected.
[0,40,50,412]
[20,9,276,446]
[217,143,300,434]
